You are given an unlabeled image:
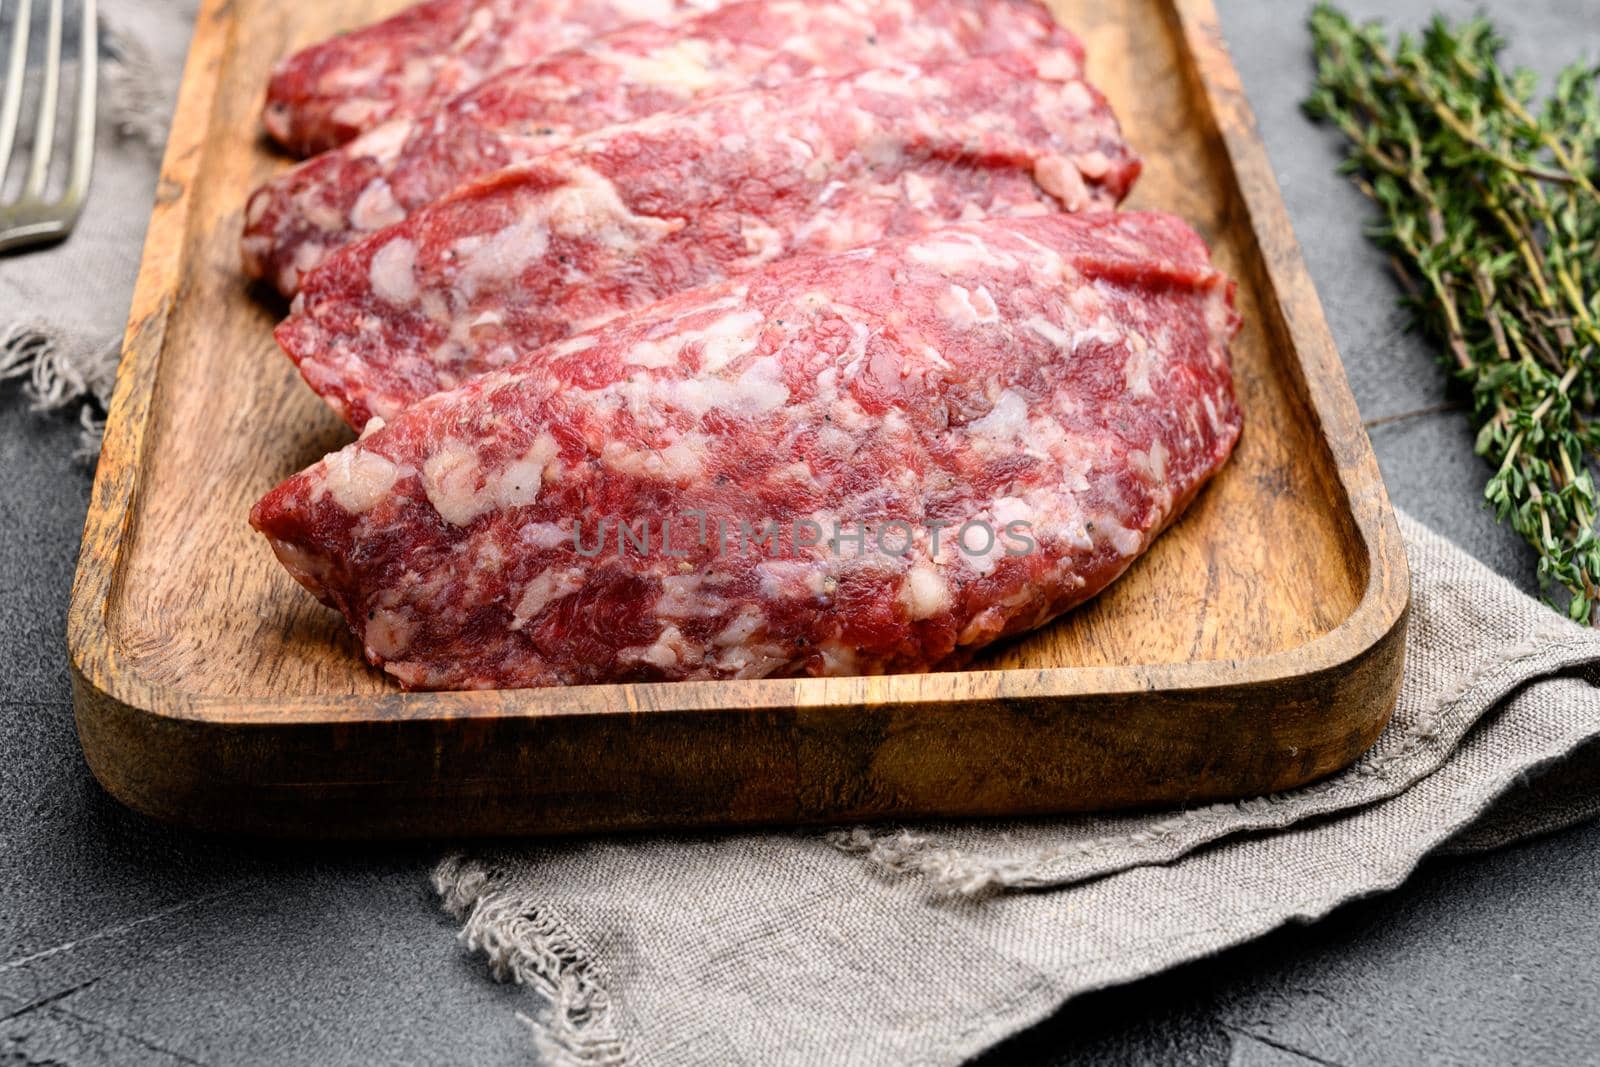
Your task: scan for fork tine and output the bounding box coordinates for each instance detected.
[0,0,33,185]
[22,0,63,199]
[62,0,94,207]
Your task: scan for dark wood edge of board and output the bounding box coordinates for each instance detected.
[65,0,1412,836]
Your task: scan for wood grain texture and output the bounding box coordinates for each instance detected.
[66,0,1410,837]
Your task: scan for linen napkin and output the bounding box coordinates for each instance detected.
[7,4,1600,1064]
[433,513,1600,1066]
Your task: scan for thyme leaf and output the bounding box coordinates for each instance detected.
[1306,3,1600,623]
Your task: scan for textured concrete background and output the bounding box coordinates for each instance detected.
[2,1,1598,1063]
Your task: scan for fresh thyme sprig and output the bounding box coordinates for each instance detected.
[1305,4,1600,623]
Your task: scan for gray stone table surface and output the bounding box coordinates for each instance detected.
[3,0,1598,1063]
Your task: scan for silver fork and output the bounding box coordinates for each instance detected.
[0,0,97,254]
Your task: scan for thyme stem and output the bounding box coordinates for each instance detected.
[1306,4,1600,623]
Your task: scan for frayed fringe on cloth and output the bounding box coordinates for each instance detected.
[434,856,627,1067]
[0,322,118,460]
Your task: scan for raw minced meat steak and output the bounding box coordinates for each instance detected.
[276,55,1140,431]
[262,0,729,156]
[243,0,1083,295]
[251,213,1243,692]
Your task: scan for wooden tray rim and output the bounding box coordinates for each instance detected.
[66,0,1411,731]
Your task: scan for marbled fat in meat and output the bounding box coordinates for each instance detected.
[244,0,1084,294]
[275,55,1140,430]
[251,213,1243,691]
[262,0,730,156]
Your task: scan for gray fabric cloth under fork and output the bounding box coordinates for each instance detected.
[0,0,195,458]
[433,512,1600,1065]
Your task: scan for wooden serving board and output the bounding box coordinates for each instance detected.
[67,0,1410,837]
